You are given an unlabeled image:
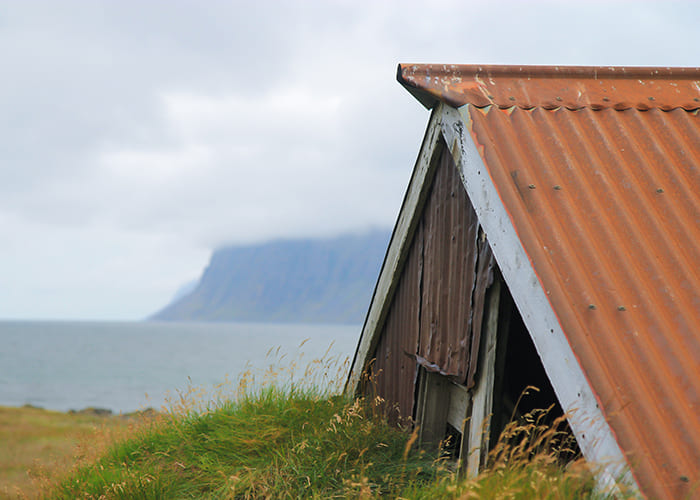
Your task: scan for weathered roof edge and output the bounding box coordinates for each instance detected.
[397,63,700,111]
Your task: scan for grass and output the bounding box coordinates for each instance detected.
[50,388,443,499]
[44,390,617,499]
[5,350,634,499]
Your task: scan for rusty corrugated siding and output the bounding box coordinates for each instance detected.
[418,148,487,385]
[368,220,422,423]
[398,64,700,500]
[368,147,495,418]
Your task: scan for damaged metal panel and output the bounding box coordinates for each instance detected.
[368,146,497,418]
[418,148,491,386]
[466,234,495,388]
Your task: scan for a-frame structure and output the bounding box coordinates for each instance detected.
[347,64,700,500]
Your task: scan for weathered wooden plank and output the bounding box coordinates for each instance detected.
[446,382,470,432]
[466,278,501,477]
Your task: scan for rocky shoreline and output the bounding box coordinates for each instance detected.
[19,403,158,418]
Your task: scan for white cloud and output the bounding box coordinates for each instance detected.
[99,145,213,183]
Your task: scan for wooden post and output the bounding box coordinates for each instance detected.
[465,277,501,477]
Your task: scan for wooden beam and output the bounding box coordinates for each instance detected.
[465,277,501,477]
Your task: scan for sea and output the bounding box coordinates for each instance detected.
[0,321,360,414]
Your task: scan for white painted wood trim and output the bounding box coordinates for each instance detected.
[440,104,638,494]
[346,105,445,395]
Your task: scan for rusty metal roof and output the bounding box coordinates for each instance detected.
[398,64,700,500]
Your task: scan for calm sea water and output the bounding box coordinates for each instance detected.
[0,321,359,413]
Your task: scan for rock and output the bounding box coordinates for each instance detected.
[69,407,113,416]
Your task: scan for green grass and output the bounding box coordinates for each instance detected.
[29,351,633,499]
[47,388,438,499]
[42,388,622,499]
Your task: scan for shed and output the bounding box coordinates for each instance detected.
[347,64,700,500]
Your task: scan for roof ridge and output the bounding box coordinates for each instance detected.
[398,63,700,111]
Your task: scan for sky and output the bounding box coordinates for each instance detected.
[1,1,698,321]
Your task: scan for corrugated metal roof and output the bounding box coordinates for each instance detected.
[398,64,700,500]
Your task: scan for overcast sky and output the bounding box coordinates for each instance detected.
[1,1,698,321]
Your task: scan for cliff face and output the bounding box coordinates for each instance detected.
[150,230,390,324]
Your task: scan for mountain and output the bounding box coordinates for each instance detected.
[150,229,391,324]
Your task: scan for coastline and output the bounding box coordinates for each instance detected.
[2,403,159,418]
